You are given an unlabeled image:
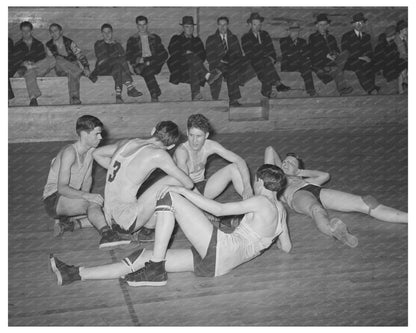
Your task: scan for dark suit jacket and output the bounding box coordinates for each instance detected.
[341,30,373,70]
[167,33,206,85]
[12,37,46,72]
[241,29,279,83]
[126,33,168,75]
[205,29,242,71]
[308,31,340,69]
[374,38,407,81]
[279,36,310,71]
[241,30,276,67]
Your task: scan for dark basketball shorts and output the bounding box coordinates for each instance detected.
[297,184,323,205]
[43,192,61,219]
[194,180,207,194]
[191,226,218,277]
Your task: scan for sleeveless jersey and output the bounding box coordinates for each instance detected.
[104,140,150,223]
[181,141,207,183]
[43,143,93,199]
[215,200,286,277]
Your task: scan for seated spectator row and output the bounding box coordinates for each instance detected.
[8,12,408,106]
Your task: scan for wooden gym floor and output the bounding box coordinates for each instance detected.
[8,124,407,326]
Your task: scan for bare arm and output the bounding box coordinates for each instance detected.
[276,209,292,253]
[92,141,126,169]
[162,185,262,217]
[264,146,283,167]
[57,147,103,205]
[156,150,194,189]
[298,169,330,186]
[173,146,190,175]
[210,141,253,199]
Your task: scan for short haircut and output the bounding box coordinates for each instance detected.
[187,114,211,134]
[136,15,148,24]
[101,23,113,32]
[256,164,287,193]
[76,115,103,136]
[49,23,63,32]
[217,16,229,24]
[153,121,180,147]
[20,21,33,30]
[286,152,305,169]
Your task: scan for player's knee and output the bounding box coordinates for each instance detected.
[309,202,326,217]
[155,192,175,213]
[122,248,145,273]
[361,195,380,214]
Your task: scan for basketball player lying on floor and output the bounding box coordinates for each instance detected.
[50,164,292,286]
[264,146,408,248]
[91,120,194,239]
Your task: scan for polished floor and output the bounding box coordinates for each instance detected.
[8,124,407,326]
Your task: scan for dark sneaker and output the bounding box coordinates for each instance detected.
[229,100,242,107]
[367,85,381,95]
[308,90,318,97]
[151,94,159,103]
[49,254,81,286]
[127,87,143,97]
[99,229,131,249]
[29,98,38,106]
[276,83,291,92]
[88,74,98,83]
[207,69,222,85]
[192,92,203,101]
[329,218,358,248]
[71,97,82,105]
[133,227,155,243]
[116,95,124,104]
[124,261,167,287]
[339,86,353,96]
[53,217,75,237]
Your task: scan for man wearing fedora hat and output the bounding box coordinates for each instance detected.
[280,22,317,97]
[341,12,380,94]
[374,25,407,93]
[308,13,353,95]
[167,16,222,101]
[241,12,291,98]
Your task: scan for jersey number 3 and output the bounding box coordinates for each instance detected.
[108,160,121,182]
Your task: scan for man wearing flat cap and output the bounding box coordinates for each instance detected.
[308,13,352,95]
[374,25,407,94]
[241,12,290,98]
[167,16,221,101]
[206,16,244,106]
[280,22,316,97]
[341,12,379,94]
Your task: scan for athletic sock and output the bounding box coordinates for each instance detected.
[125,81,134,90]
[99,226,111,235]
[115,87,122,96]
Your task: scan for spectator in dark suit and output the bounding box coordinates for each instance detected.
[280,22,316,97]
[241,12,290,98]
[167,16,221,101]
[8,37,15,100]
[374,26,407,94]
[126,16,168,102]
[206,16,243,106]
[341,13,379,94]
[91,23,142,104]
[308,14,352,95]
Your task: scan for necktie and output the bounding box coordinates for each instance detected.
[257,33,261,44]
[403,38,408,53]
[222,36,228,52]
